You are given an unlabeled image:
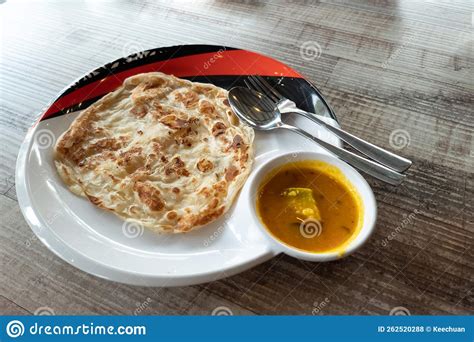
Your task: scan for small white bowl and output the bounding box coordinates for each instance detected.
[249,151,377,262]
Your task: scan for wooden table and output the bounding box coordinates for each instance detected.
[1,0,472,315]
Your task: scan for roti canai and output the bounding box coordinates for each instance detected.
[54,72,254,233]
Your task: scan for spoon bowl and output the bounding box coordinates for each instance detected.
[228,87,283,131]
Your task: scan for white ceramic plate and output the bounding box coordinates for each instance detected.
[16,45,343,286]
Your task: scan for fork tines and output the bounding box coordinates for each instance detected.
[245,75,284,103]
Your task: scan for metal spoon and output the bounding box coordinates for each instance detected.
[228,87,405,185]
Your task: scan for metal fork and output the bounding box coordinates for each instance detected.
[244,75,412,173]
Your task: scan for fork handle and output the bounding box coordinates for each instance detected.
[290,108,412,172]
[282,124,405,185]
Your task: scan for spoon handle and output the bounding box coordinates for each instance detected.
[289,108,412,172]
[282,124,405,185]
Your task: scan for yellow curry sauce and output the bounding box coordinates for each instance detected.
[256,160,363,253]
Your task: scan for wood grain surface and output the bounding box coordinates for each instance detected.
[0,0,472,315]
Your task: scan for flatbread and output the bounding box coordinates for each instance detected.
[54,72,254,233]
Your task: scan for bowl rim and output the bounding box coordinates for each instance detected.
[248,151,377,262]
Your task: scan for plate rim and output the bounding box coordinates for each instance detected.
[38,44,339,123]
